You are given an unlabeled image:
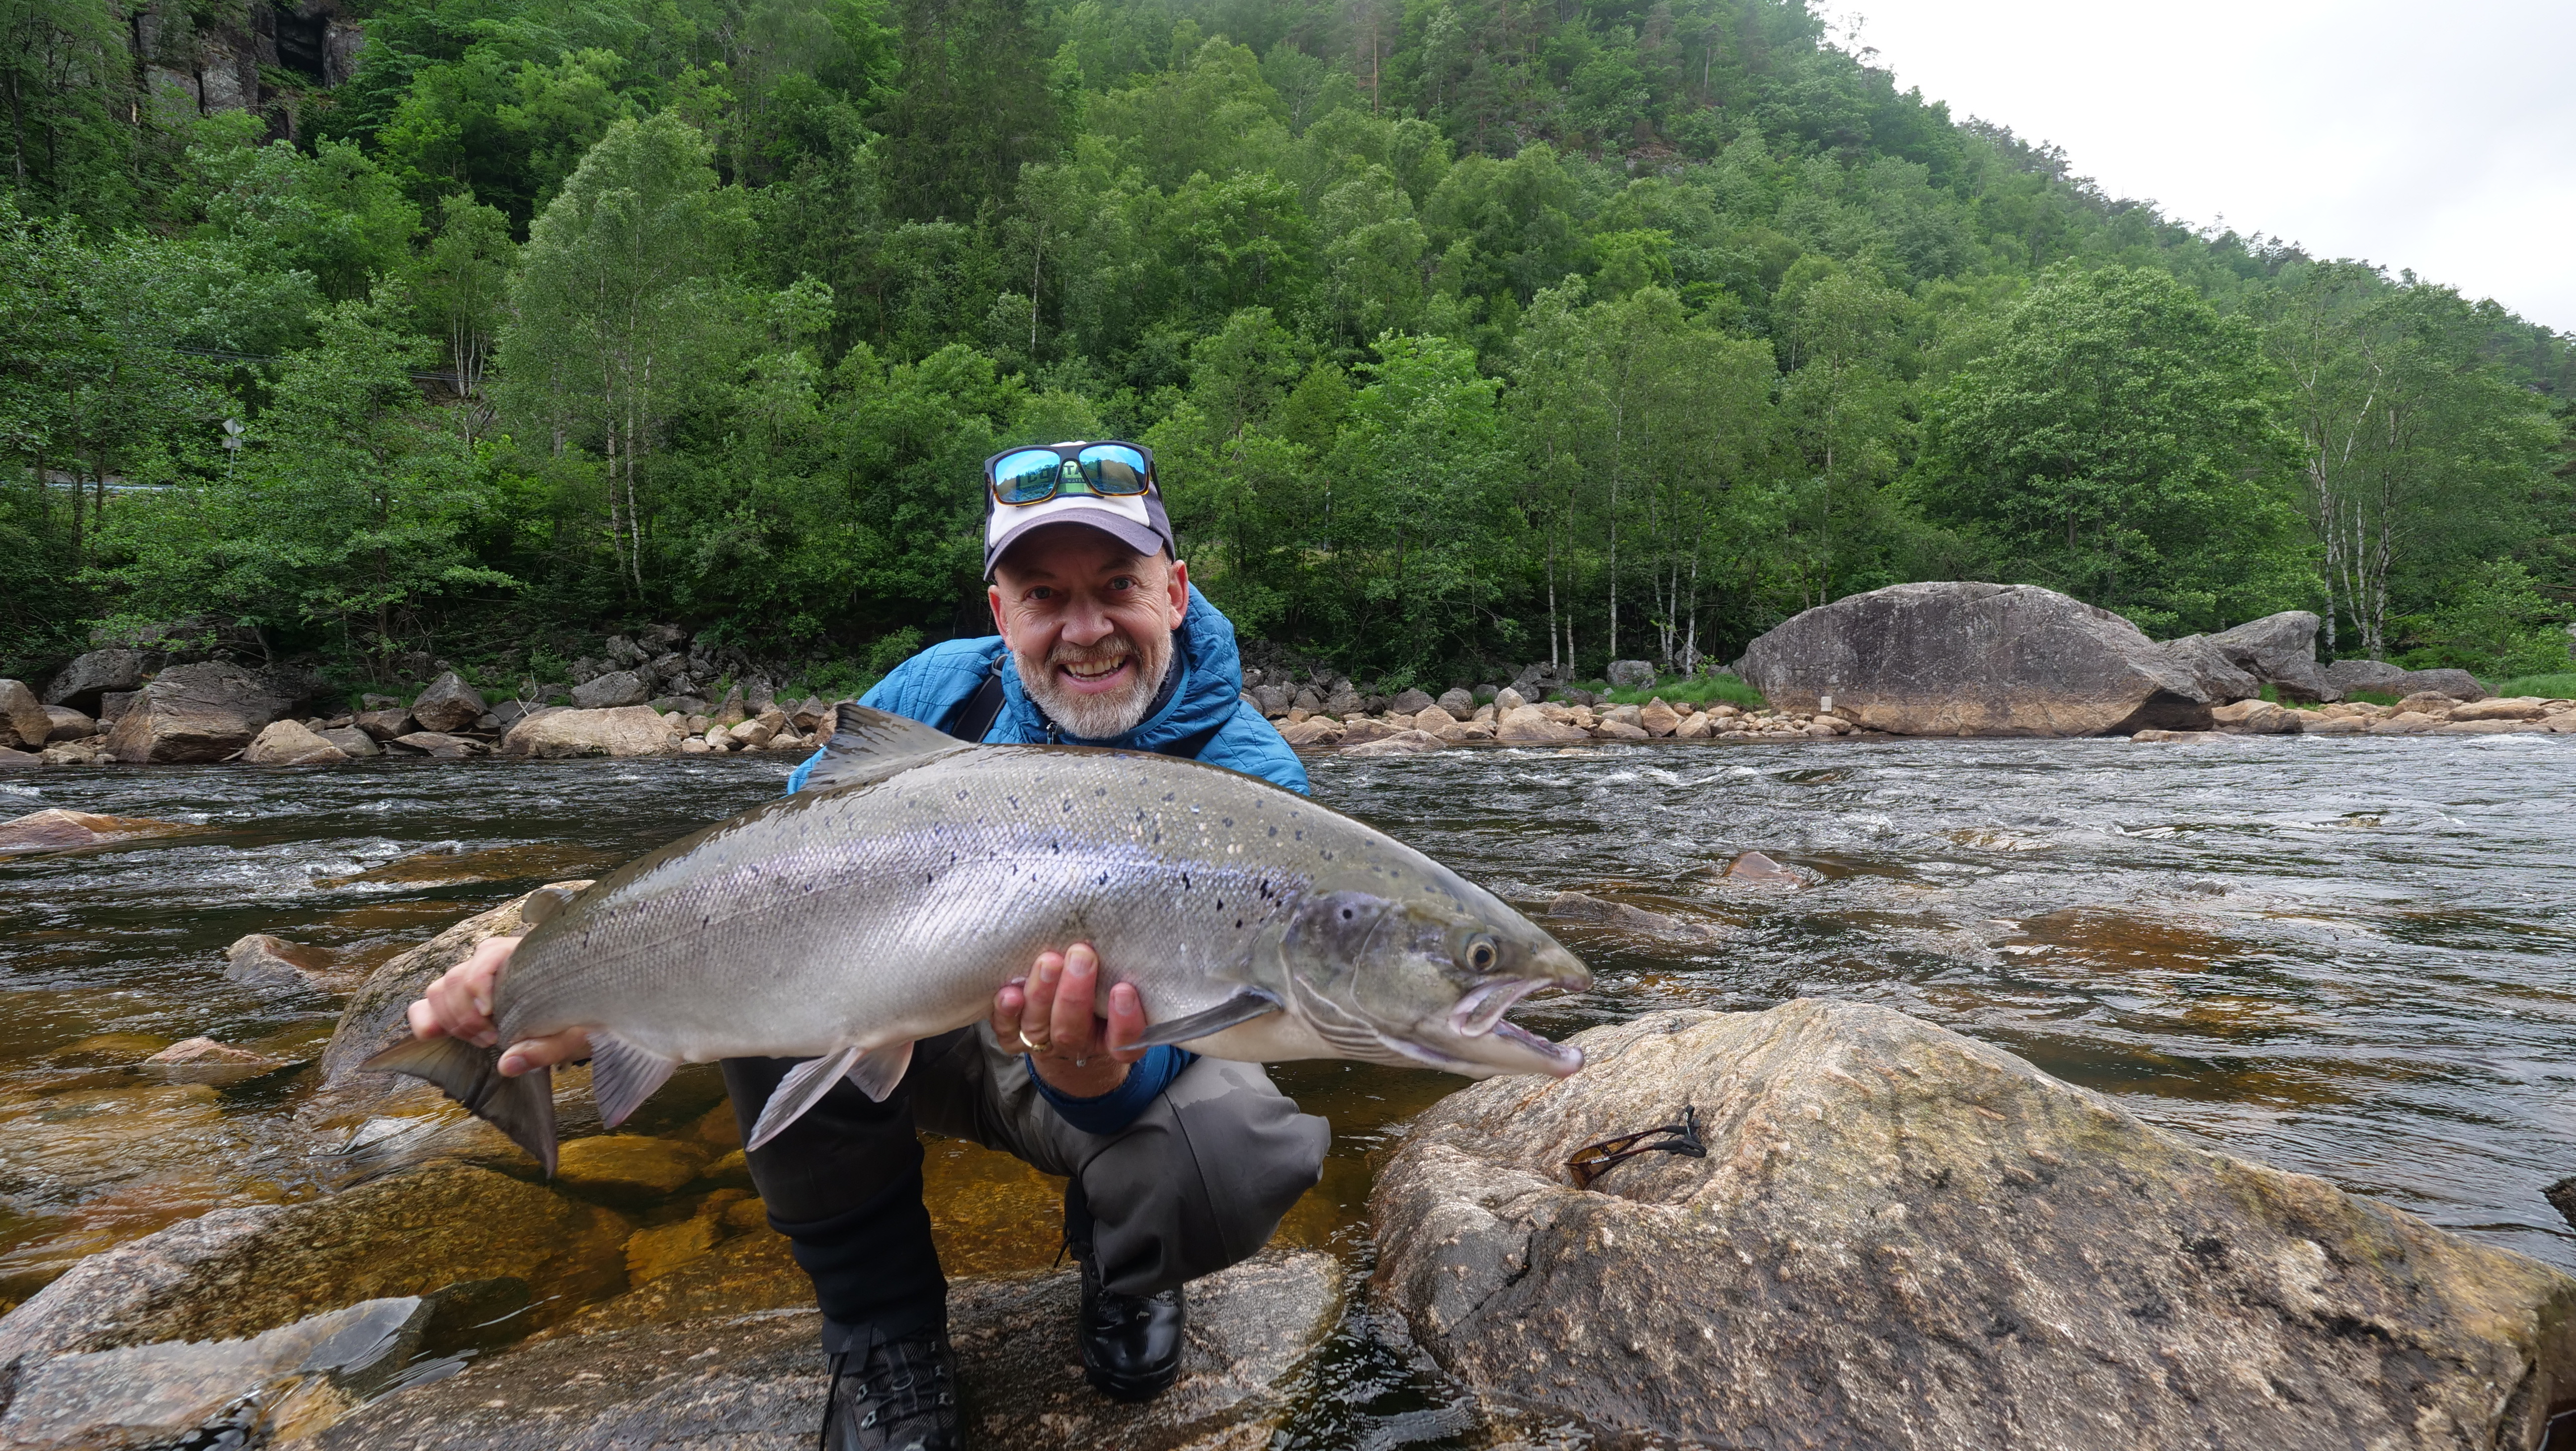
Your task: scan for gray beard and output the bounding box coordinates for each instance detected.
[1017,640,1173,739]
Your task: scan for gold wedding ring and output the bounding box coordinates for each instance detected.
[1018,1028,1050,1053]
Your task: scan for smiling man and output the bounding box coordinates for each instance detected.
[404,442,1322,1451]
[751,441,1322,1450]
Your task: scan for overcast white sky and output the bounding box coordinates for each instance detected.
[1833,0,2576,332]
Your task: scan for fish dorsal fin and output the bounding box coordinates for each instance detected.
[518,882,587,928]
[804,702,973,792]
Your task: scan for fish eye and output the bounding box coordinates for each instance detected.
[1466,937,1497,972]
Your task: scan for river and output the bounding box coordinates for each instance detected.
[3,734,2572,1443]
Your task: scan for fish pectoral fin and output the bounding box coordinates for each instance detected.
[842,1040,914,1103]
[1126,989,1285,1050]
[518,883,587,927]
[747,1046,864,1150]
[587,1031,678,1128]
[362,1036,559,1175]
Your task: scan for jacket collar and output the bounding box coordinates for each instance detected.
[998,584,1244,750]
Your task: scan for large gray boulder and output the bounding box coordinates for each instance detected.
[407,671,488,733]
[0,679,50,749]
[1370,1001,2576,1451]
[100,661,297,762]
[2201,610,2337,702]
[2323,659,2492,702]
[2156,634,2261,703]
[1605,659,1656,690]
[41,647,145,711]
[571,669,651,710]
[1733,582,2214,736]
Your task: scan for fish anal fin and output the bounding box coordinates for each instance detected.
[747,1046,863,1150]
[363,1036,559,1175]
[588,1031,678,1128]
[1126,989,1284,1050]
[802,704,970,792]
[843,1040,914,1103]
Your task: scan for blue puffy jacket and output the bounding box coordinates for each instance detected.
[788,583,1307,795]
[784,585,1306,1133]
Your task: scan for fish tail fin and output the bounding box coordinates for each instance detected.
[363,1036,559,1175]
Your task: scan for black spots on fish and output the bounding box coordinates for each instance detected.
[1221,817,1233,827]
[1181,872,1192,890]
[1063,798,1075,813]
[1163,792,1175,803]
[1268,826,1277,838]
[1235,919,1244,930]
[1098,871,1109,886]
[1095,787,1107,798]
[1215,899,1223,910]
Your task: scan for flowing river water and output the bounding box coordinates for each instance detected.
[3,733,2573,1443]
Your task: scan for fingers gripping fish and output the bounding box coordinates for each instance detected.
[366,705,1590,1172]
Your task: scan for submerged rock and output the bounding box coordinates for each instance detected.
[1544,890,1722,943]
[225,933,345,996]
[315,881,598,1096]
[1342,727,1447,757]
[1735,582,2215,736]
[142,1037,286,1084]
[0,1159,630,1362]
[0,1296,426,1451]
[0,809,195,858]
[308,1249,1343,1451]
[1370,1001,2576,1451]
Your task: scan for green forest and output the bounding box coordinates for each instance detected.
[3,0,2571,694]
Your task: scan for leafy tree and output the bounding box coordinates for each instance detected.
[408,192,519,441]
[873,0,1060,221]
[1914,264,2309,636]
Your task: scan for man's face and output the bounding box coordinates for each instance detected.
[988,523,1189,739]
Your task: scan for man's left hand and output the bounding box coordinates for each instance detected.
[993,942,1147,1098]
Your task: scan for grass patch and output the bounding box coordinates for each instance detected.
[1591,673,1769,709]
[2495,672,2576,700]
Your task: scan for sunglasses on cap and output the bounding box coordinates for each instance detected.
[983,441,1156,506]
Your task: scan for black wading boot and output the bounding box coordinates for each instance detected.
[820,1326,958,1451]
[1076,1251,1186,1401]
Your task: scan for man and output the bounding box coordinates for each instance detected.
[403,440,1327,1451]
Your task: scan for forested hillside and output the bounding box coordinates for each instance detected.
[4,0,2570,692]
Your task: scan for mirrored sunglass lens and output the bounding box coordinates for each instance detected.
[1077,445,1149,493]
[993,451,1062,502]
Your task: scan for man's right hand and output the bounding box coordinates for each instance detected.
[405,936,591,1077]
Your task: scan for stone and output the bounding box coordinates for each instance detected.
[790,698,837,735]
[2131,728,2227,742]
[1508,662,1571,702]
[0,1297,428,1450]
[0,678,54,748]
[0,1159,630,1366]
[1544,890,1721,942]
[1734,581,2215,736]
[1321,687,1364,718]
[309,1250,1341,1451]
[714,684,747,726]
[0,808,194,857]
[1494,706,1587,744]
[1591,719,1650,740]
[2396,691,2465,717]
[315,881,598,1095]
[1637,700,1681,736]
[602,634,646,667]
[243,718,353,764]
[2209,699,2301,735]
[101,661,297,763]
[2400,666,2489,702]
[353,708,414,740]
[360,693,403,711]
[41,648,145,711]
[1275,718,1343,748]
[1411,704,1458,732]
[1605,659,1656,690]
[2204,610,2338,702]
[1342,728,1447,758]
[407,671,488,733]
[2370,712,2444,735]
[1389,687,1437,715]
[41,706,95,742]
[2302,715,2368,735]
[623,1217,723,1286]
[142,1037,284,1084]
[1493,687,1525,711]
[728,715,779,749]
[554,1135,713,1206]
[1436,688,1476,718]
[499,706,674,759]
[2435,719,2549,735]
[389,730,485,758]
[1673,711,1714,740]
[95,689,139,725]
[225,933,344,995]
[1337,718,1401,745]
[2453,697,2547,721]
[641,623,689,649]
[1370,1001,2576,1451]
[648,694,710,718]
[1721,849,1800,886]
[35,741,96,765]
[319,725,380,757]
[2156,632,2263,702]
[570,669,650,711]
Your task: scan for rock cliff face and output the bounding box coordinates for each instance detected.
[1370,1001,2576,1451]
[1735,582,2214,736]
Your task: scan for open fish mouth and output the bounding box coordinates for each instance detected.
[1449,977,1586,1076]
[1494,1019,1584,1076]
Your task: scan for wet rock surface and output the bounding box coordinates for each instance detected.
[223,933,347,996]
[0,808,197,857]
[1735,581,2214,735]
[0,1296,427,1451]
[305,1249,1342,1451]
[1370,1000,2576,1451]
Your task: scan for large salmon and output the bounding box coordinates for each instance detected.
[368,705,1590,1171]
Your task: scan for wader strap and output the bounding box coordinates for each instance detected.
[945,658,1010,742]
